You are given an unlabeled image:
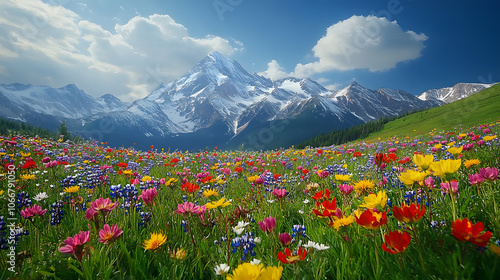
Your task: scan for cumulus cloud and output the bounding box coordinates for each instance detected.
[260,15,427,81]
[0,0,239,101]
[258,60,291,81]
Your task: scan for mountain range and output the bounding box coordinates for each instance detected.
[0,51,495,150]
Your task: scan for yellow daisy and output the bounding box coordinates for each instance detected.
[63,186,80,193]
[143,232,167,251]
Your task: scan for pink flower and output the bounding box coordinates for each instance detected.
[98,224,123,244]
[272,188,287,198]
[159,178,166,185]
[254,177,264,185]
[479,167,499,181]
[317,170,329,178]
[388,148,397,153]
[424,177,435,188]
[469,173,485,185]
[139,187,158,205]
[258,216,276,233]
[59,230,90,261]
[176,201,203,215]
[441,180,459,194]
[20,204,47,219]
[338,184,354,195]
[85,207,98,221]
[90,198,118,213]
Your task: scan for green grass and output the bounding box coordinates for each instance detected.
[364,83,500,141]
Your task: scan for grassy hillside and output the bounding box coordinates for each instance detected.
[363,83,500,141]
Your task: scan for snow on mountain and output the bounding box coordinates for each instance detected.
[418,83,495,103]
[0,51,494,150]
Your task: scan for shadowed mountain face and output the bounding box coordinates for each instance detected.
[1,51,490,150]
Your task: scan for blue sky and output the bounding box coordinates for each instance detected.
[0,0,498,101]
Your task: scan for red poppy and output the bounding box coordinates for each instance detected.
[451,218,492,247]
[392,203,425,224]
[117,162,128,169]
[387,153,399,162]
[355,209,387,230]
[353,152,362,157]
[234,167,243,173]
[277,247,307,264]
[170,158,179,164]
[22,161,37,169]
[382,230,411,254]
[312,198,337,217]
[312,189,330,201]
[181,182,200,193]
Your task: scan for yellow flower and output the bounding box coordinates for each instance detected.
[434,144,442,150]
[483,135,497,141]
[353,179,375,195]
[459,133,467,138]
[332,215,355,231]
[123,169,133,175]
[20,152,31,157]
[247,175,259,183]
[141,176,152,182]
[63,186,80,193]
[398,169,427,185]
[412,154,434,171]
[143,232,167,251]
[205,197,231,209]
[258,266,283,280]
[335,174,351,181]
[165,178,178,186]
[359,190,388,209]
[447,146,463,157]
[169,248,187,260]
[463,159,480,169]
[0,190,4,196]
[429,159,461,180]
[203,189,219,198]
[20,174,36,180]
[226,263,282,280]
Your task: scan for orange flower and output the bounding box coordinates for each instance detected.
[312,189,330,201]
[277,247,307,264]
[355,209,387,230]
[181,182,200,193]
[451,218,492,247]
[392,203,425,224]
[382,230,411,254]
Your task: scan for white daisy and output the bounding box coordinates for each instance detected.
[33,192,49,201]
[250,258,261,265]
[214,263,230,275]
[232,220,250,235]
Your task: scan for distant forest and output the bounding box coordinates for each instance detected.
[0,117,59,139]
[295,112,415,148]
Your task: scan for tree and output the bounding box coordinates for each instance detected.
[59,121,71,141]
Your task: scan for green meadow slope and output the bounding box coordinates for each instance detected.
[363,83,500,141]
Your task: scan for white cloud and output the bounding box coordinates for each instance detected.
[0,0,239,101]
[259,15,427,81]
[295,15,427,76]
[258,60,291,81]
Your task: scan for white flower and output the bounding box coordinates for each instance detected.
[267,199,275,203]
[303,240,330,251]
[254,237,261,243]
[250,258,261,265]
[214,263,230,275]
[303,241,318,249]
[302,199,310,204]
[298,210,304,214]
[233,220,250,235]
[33,192,49,201]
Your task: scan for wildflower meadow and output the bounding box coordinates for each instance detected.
[1,121,500,279]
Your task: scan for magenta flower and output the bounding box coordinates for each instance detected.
[469,173,485,185]
[258,216,276,233]
[479,167,499,181]
[85,207,98,222]
[278,233,292,247]
[90,198,118,213]
[176,201,204,215]
[59,230,90,261]
[272,188,287,199]
[20,204,47,219]
[98,224,123,244]
[139,187,158,206]
[338,184,354,195]
[254,177,264,185]
[441,180,459,194]
[424,177,435,188]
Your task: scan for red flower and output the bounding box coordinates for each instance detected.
[392,203,425,224]
[234,167,243,173]
[355,209,387,230]
[181,182,200,193]
[451,218,492,247]
[382,230,411,254]
[353,152,362,157]
[312,198,338,218]
[312,189,330,201]
[277,247,307,264]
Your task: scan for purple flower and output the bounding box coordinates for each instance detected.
[278,232,292,247]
